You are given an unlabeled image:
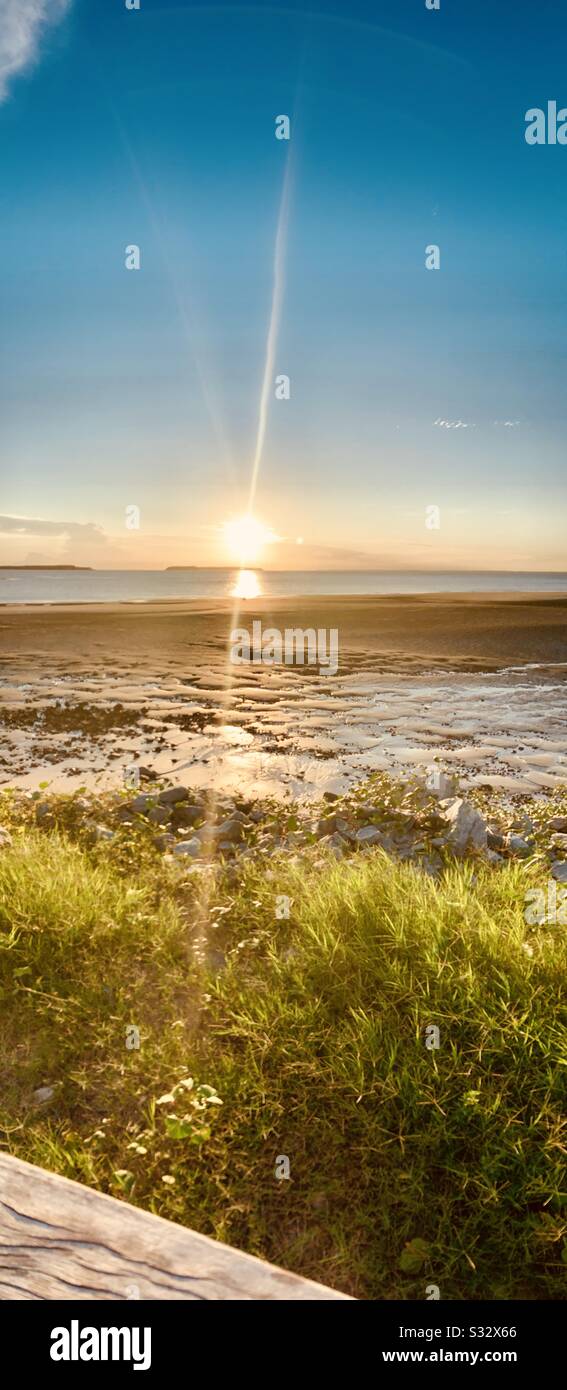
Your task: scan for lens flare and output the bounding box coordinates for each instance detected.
[223,514,276,564]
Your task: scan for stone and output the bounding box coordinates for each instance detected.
[32,1086,54,1104]
[158,786,188,805]
[549,834,567,853]
[172,838,202,858]
[0,827,13,849]
[506,834,533,857]
[487,827,505,850]
[549,816,567,832]
[92,824,114,843]
[355,825,384,846]
[171,804,202,828]
[322,832,346,860]
[147,806,170,825]
[316,814,338,837]
[424,769,457,799]
[437,798,487,852]
[153,832,175,851]
[551,861,567,883]
[216,818,245,843]
[127,794,153,814]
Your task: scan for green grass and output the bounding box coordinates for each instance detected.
[0,807,566,1299]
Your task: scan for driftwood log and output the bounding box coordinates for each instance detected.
[0,1153,351,1300]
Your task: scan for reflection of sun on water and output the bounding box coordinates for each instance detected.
[231,569,262,599]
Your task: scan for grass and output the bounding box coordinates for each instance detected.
[0,795,566,1299]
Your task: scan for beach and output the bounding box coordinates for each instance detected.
[2,592,566,799]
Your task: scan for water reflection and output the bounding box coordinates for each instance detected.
[231,569,262,599]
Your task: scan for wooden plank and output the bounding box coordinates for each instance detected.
[0,1154,351,1300]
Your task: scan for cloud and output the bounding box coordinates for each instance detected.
[0,514,107,545]
[0,0,71,103]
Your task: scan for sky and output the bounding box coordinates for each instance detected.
[1,0,566,571]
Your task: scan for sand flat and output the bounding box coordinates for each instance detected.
[1,593,566,799]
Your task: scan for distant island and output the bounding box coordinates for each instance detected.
[0,565,93,571]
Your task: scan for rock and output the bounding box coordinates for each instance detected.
[32,1086,54,1104]
[323,791,339,802]
[216,818,245,843]
[158,786,188,806]
[0,827,13,849]
[172,838,202,858]
[153,832,175,851]
[437,798,487,852]
[316,814,338,837]
[549,834,567,853]
[127,794,153,814]
[355,825,384,847]
[321,832,346,860]
[549,816,567,832]
[195,823,220,844]
[91,824,114,843]
[485,848,504,864]
[424,769,457,799]
[506,834,533,857]
[551,861,567,883]
[249,808,265,823]
[487,827,505,850]
[147,806,170,825]
[171,804,202,828]
[35,802,55,827]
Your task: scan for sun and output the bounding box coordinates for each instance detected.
[222,514,277,565]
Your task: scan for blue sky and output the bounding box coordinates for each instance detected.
[1,0,566,569]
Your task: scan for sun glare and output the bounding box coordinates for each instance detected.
[223,514,276,565]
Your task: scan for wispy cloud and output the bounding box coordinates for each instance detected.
[0,0,71,103]
[0,514,107,544]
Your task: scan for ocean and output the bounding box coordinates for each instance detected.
[1,569,566,604]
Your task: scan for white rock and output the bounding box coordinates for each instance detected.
[438,798,487,852]
[32,1086,54,1104]
[94,825,114,843]
[424,769,457,799]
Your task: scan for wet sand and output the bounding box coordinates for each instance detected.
[2,591,567,672]
[1,593,566,799]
